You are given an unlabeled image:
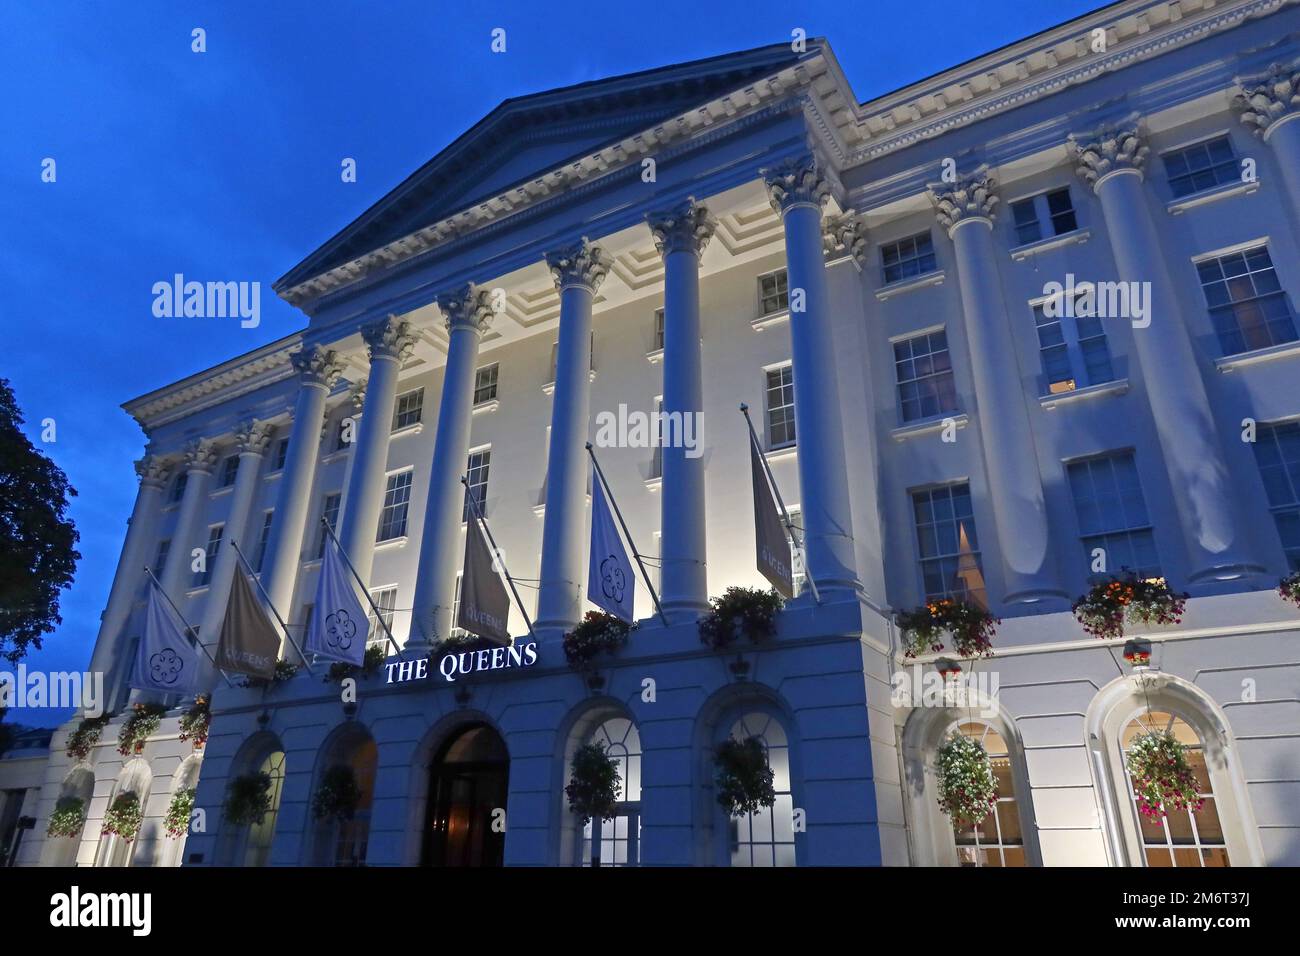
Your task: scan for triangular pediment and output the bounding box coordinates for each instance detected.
[277,41,814,292]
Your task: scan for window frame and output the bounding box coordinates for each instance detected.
[376,471,413,542]
[893,328,960,424]
[763,362,796,451]
[1162,134,1239,200]
[473,363,499,406]
[757,268,789,317]
[880,231,939,286]
[1008,187,1077,247]
[392,387,424,431]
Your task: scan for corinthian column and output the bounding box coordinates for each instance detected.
[648,201,715,617]
[196,419,274,652]
[90,454,170,712]
[1234,62,1300,225]
[159,438,219,602]
[928,169,1062,604]
[764,156,861,594]
[1069,125,1261,581]
[338,316,418,585]
[409,285,495,648]
[261,345,345,617]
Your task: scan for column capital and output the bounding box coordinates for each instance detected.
[1233,62,1300,140]
[647,200,717,258]
[927,168,999,233]
[234,418,274,456]
[134,454,171,488]
[361,315,418,362]
[182,438,219,474]
[545,239,613,293]
[436,283,496,335]
[763,154,833,214]
[822,211,868,265]
[290,344,346,390]
[347,379,367,413]
[1067,124,1149,190]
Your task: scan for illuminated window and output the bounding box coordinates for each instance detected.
[727,712,795,867]
[326,739,377,867]
[950,722,1027,867]
[367,586,397,647]
[243,750,286,868]
[1120,712,1228,867]
[911,483,985,605]
[1196,244,1296,356]
[1032,294,1114,395]
[580,718,642,867]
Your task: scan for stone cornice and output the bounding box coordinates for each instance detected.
[545,239,614,292]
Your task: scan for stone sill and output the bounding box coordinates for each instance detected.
[875,270,946,302]
[751,308,790,331]
[1038,378,1129,409]
[890,412,968,442]
[211,485,235,498]
[472,399,500,415]
[1010,229,1090,262]
[645,348,663,364]
[542,369,597,395]
[1214,339,1300,372]
[1166,179,1259,215]
[374,536,408,552]
[765,443,797,462]
[390,422,424,439]
[319,448,350,465]
[644,474,662,491]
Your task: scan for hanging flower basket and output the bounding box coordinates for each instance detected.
[563,611,631,675]
[896,599,998,659]
[223,771,273,826]
[698,587,784,652]
[565,741,622,823]
[1072,571,1188,641]
[713,736,776,816]
[117,702,168,756]
[312,765,362,821]
[46,796,87,839]
[178,696,211,749]
[935,731,998,827]
[164,788,196,839]
[323,645,386,684]
[430,633,491,663]
[1279,572,1300,609]
[101,792,144,842]
[66,715,110,761]
[1125,730,1204,818]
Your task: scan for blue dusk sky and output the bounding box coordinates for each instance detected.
[0,0,1105,725]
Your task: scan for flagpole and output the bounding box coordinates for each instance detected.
[739,404,821,605]
[585,442,669,626]
[461,476,535,637]
[321,518,407,662]
[143,567,236,689]
[229,540,315,674]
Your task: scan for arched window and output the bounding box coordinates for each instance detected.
[243,750,286,867]
[43,768,95,866]
[725,711,795,868]
[579,717,641,867]
[313,736,378,866]
[96,759,152,868]
[950,721,1026,867]
[1119,712,1227,867]
[158,756,202,868]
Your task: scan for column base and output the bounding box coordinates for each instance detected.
[660,600,709,623]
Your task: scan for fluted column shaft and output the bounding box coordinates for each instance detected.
[89,456,169,711]
[1071,126,1259,580]
[197,421,273,650]
[929,170,1060,603]
[536,242,611,631]
[338,317,417,585]
[262,346,344,618]
[159,439,218,602]
[649,203,714,616]
[410,285,494,647]
[766,158,861,594]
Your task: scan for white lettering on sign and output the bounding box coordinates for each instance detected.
[386,642,539,685]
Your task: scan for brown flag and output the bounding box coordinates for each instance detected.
[751,435,794,598]
[458,512,511,645]
[215,566,281,679]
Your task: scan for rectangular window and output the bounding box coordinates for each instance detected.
[254,511,274,572]
[392,388,424,431]
[153,538,171,576]
[450,574,469,639]
[377,473,412,542]
[1066,452,1160,579]
[911,484,985,604]
[650,397,663,480]
[194,524,224,588]
[367,586,397,646]
[474,364,499,406]
[317,493,341,559]
[463,449,491,522]
[758,269,789,316]
[273,438,289,471]
[1010,188,1077,246]
[1164,135,1238,199]
[1032,296,1115,394]
[652,308,665,351]
[219,455,239,488]
[881,231,938,286]
[894,330,959,423]
[1196,245,1296,356]
[765,364,796,449]
[171,472,188,503]
[1251,421,1300,571]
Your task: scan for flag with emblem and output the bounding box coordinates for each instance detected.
[306,537,369,665]
[587,471,634,623]
[129,579,201,694]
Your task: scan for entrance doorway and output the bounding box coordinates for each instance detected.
[422,723,509,867]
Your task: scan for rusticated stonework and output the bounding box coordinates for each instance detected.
[647,200,717,257]
[545,239,613,292]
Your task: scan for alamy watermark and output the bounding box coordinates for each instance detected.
[593,403,702,458]
[1041,273,1152,329]
[152,273,261,328]
[890,664,1000,718]
[0,666,104,717]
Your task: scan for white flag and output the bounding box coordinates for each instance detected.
[306,537,369,665]
[130,580,201,695]
[587,471,635,623]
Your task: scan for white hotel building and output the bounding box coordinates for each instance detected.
[13,0,1300,868]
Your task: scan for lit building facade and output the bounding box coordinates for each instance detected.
[14,0,1300,867]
